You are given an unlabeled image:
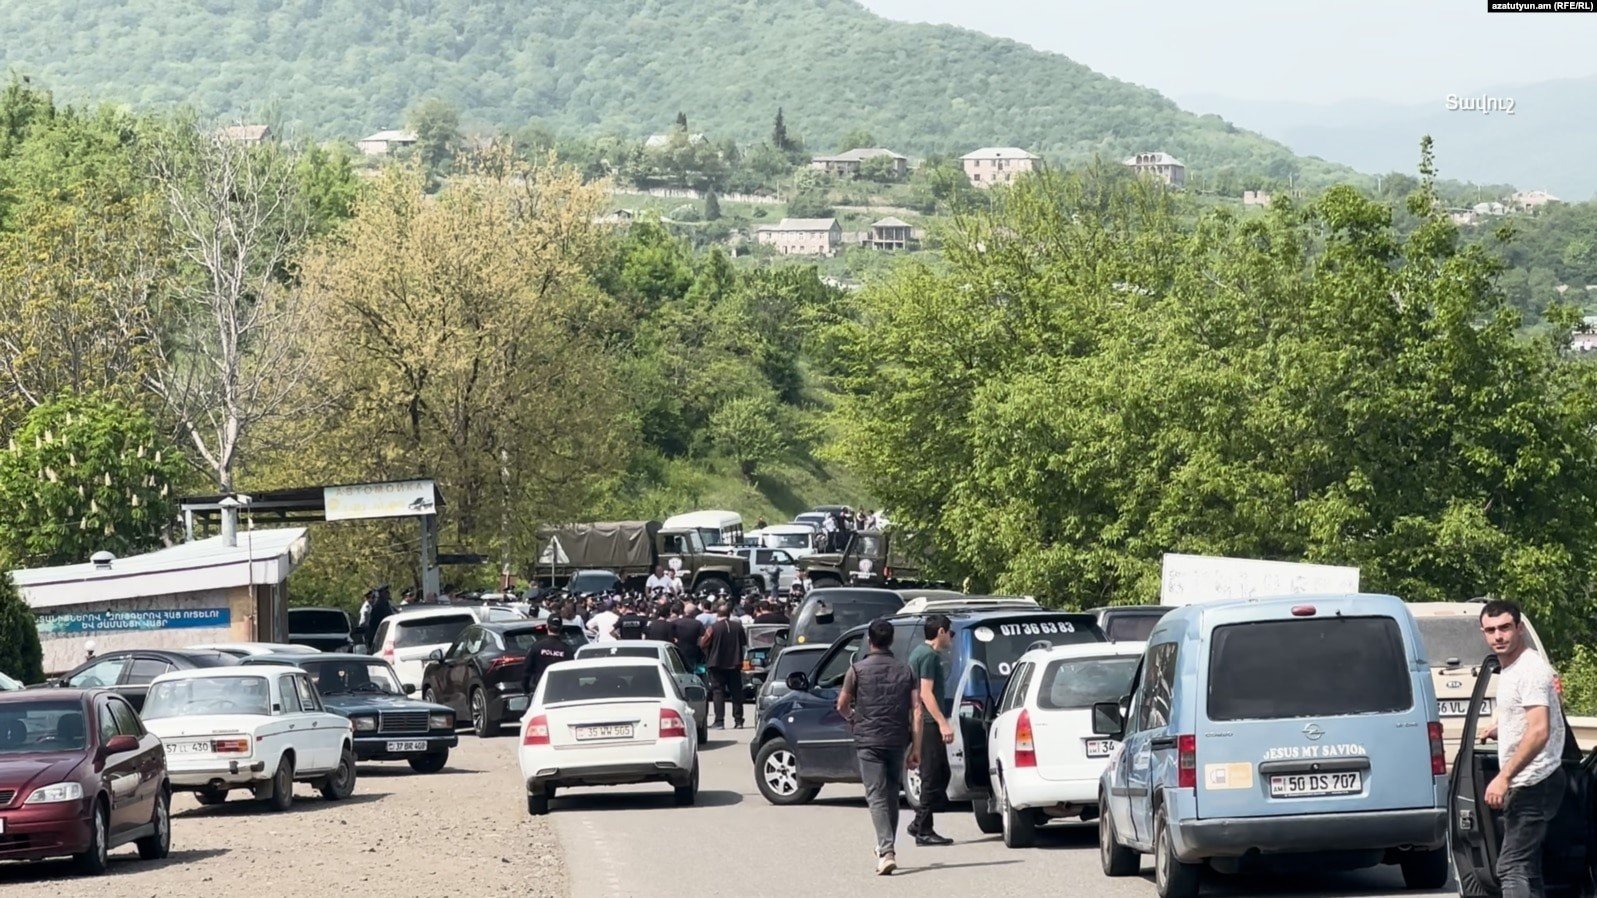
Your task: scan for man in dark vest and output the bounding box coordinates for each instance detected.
[836,618,919,875]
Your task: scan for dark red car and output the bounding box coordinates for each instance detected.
[0,689,170,874]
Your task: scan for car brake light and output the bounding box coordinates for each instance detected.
[1014,709,1036,768]
[659,708,687,739]
[211,737,250,754]
[381,640,395,662]
[742,659,753,672]
[523,715,550,746]
[1291,605,1316,617]
[1177,734,1197,788]
[1428,721,1446,775]
[488,655,524,674]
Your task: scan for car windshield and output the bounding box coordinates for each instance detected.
[143,676,272,719]
[0,701,86,753]
[771,648,824,679]
[793,592,901,645]
[577,646,659,660]
[289,610,350,632]
[748,627,786,649]
[966,616,1102,678]
[300,659,403,696]
[1037,656,1141,709]
[1416,616,1495,667]
[1104,612,1166,642]
[394,616,474,647]
[542,665,664,704]
[569,572,619,594]
[505,628,545,652]
[1207,616,1413,721]
[770,533,810,550]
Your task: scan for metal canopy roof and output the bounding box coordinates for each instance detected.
[180,481,446,526]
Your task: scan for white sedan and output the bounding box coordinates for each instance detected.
[985,642,1145,848]
[519,657,699,815]
[142,666,356,811]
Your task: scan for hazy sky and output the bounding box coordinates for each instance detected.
[857,0,1597,104]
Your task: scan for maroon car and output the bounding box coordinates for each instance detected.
[0,689,170,874]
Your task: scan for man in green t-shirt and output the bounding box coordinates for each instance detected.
[907,613,955,845]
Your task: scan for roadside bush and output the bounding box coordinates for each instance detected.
[1559,645,1597,716]
[0,573,43,683]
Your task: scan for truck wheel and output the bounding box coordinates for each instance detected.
[810,574,842,590]
[696,576,731,596]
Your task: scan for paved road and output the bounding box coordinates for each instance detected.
[550,728,1456,898]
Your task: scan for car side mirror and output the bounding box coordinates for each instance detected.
[404,684,417,695]
[786,672,811,692]
[1092,701,1125,739]
[428,649,444,662]
[104,734,140,754]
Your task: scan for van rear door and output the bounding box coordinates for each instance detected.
[1195,612,1437,820]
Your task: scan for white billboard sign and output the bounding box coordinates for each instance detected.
[1160,553,1360,607]
[323,480,437,521]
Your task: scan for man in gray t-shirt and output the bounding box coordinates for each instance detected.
[1480,600,1565,898]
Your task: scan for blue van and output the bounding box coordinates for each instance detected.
[751,607,1105,822]
[1094,594,1448,898]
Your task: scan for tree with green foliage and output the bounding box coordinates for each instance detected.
[0,395,186,567]
[787,190,833,219]
[829,161,1597,656]
[704,190,721,221]
[407,97,461,177]
[838,129,875,152]
[294,142,363,234]
[0,573,42,683]
[858,154,900,183]
[772,108,792,153]
[712,394,786,480]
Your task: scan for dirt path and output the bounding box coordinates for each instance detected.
[0,734,565,897]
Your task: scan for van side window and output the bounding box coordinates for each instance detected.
[1134,643,1177,731]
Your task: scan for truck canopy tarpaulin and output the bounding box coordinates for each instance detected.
[537,521,661,571]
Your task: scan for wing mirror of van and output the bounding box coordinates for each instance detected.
[1092,701,1126,740]
[785,671,812,693]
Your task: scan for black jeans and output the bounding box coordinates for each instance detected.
[912,719,950,834]
[708,667,743,724]
[1499,767,1566,898]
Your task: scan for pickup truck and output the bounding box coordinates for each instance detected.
[535,520,754,595]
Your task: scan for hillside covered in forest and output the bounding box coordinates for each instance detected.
[0,0,1359,188]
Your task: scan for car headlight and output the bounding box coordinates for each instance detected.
[25,782,83,804]
[351,715,377,733]
[495,682,510,692]
[429,713,454,730]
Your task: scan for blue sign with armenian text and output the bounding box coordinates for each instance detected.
[36,608,231,635]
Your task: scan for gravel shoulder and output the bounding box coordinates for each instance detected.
[0,734,566,897]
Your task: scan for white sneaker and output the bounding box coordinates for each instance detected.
[876,853,897,876]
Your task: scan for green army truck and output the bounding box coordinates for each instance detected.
[535,520,754,595]
[795,529,922,590]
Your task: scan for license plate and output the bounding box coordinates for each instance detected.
[508,696,528,712]
[1269,771,1363,798]
[1439,699,1493,718]
[1084,738,1117,759]
[385,740,428,752]
[574,723,633,741]
[165,739,212,755]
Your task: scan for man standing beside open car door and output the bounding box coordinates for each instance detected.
[1480,599,1566,898]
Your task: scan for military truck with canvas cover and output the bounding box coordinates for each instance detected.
[535,520,753,595]
[794,530,922,589]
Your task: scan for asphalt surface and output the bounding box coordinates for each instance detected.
[548,727,1458,898]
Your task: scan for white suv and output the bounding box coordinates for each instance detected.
[369,608,480,692]
[986,642,1145,848]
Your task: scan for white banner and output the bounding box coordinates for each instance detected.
[1160,553,1359,607]
[324,480,437,521]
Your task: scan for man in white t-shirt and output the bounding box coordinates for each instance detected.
[587,599,621,644]
[1480,599,1565,898]
[645,565,671,593]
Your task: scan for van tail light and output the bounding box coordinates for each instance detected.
[523,715,550,746]
[742,658,753,672]
[1177,734,1197,789]
[1014,709,1036,768]
[381,640,395,663]
[488,655,524,674]
[659,708,687,739]
[211,737,250,754]
[1428,721,1446,775]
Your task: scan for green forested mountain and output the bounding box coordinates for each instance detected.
[0,0,1353,187]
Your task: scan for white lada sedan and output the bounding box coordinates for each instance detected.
[141,667,355,811]
[519,657,700,815]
